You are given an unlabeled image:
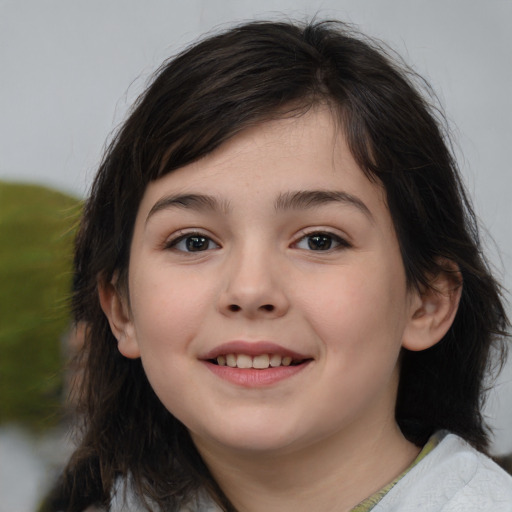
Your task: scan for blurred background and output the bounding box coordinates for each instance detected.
[1,1,511,510]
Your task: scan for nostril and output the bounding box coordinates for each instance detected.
[226,304,276,313]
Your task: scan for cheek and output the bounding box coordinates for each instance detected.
[127,269,210,415]
[129,264,216,341]
[299,262,409,357]
[299,269,407,422]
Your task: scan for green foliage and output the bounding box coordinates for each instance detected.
[0,181,81,430]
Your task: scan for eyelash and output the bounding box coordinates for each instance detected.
[293,231,351,252]
[165,231,220,253]
[165,230,350,253]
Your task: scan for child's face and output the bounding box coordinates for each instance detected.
[115,108,422,456]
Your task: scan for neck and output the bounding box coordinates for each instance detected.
[193,417,420,512]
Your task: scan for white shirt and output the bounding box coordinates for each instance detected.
[114,432,512,511]
[371,432,512,511]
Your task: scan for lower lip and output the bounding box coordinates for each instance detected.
[202,361,311,387]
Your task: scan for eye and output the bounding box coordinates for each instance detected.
[167,233,220,252]
[294,232,349,251]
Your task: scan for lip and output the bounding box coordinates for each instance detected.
[202,360,312,387]
[200,341,310,361]
[200,341,313,388]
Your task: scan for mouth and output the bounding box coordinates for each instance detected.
[200,342,313,386]
[210,353,310,369]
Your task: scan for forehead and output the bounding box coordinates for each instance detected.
[136,107,389,222]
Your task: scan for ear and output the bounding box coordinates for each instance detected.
[98,276,141,359]
[402,263,462,352]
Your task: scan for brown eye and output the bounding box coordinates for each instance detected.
[168,234,220,252]
[294,232,349,251]
[185,236,210,251]
[307,234,333,250]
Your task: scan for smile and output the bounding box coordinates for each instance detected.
[213,354,303,369]
[201,342,313,387]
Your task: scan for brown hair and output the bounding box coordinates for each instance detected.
[43,20,509,512]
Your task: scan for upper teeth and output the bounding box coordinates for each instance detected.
[217,354,293,369]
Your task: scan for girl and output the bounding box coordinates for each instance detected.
[44,20,511,512]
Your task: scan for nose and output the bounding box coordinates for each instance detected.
[217,244,290,319]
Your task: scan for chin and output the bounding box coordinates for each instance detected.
[191,417,304,455]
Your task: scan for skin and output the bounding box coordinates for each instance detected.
[101,107,460,511]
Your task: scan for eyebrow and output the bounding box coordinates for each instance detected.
[146,193,231,223]
[146,189,373,223]
[274,190,373,220]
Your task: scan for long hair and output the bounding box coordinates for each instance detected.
[44,20,509,511]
